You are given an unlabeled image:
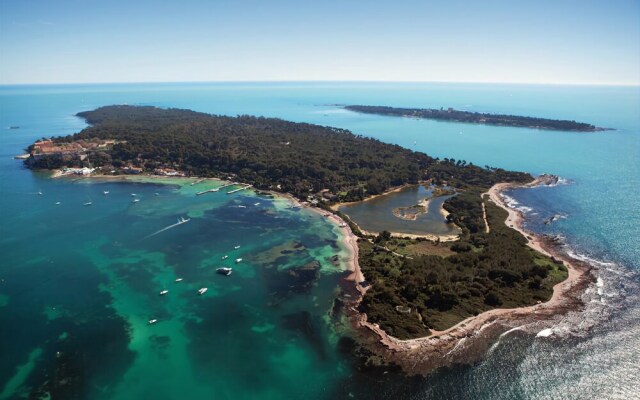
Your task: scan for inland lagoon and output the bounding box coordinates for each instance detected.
[337,185,460,238]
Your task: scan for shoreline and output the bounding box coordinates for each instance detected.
[344,177,594,375]
[58,171,368,286]
[42,169,593,374]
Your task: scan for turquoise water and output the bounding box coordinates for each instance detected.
[1,82,639,399]
[338,185,459,236]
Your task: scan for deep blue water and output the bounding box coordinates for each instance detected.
[0,82,638,399]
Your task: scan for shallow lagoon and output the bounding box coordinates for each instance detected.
[338,185,460,236]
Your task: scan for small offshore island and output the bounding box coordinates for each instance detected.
[23,105,591,373]
[345,105,609,132]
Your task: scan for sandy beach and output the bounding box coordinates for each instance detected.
[48,170,592,374]
[344,177,594,375]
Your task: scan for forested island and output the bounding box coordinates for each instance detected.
[24,105,568,340]
[345,105,608,132]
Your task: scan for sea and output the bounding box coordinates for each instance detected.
[0,82,638,400]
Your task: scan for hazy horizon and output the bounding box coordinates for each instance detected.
[1,0,639,86]
[1,79,639,88]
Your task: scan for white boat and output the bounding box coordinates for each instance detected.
[37,191,43,195]
[254,202,260,206]
[198,288,208,295]
[131,193,137,197]
[159,290,169,295]
[216,267,233,276]
[148,319,158,325]
[55,202,61,205]
[133,199,140,203]
[221,255,228,260]
[238,205,247,208]
[234,245,241,249]
[84,202,93,206]
[154,193,160,196]
[175,278,183,282]
[103,191,109,195]
[235,258,242,263]
[176,216,190,224]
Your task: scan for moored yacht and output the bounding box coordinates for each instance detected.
[175,278,183,282]
[83,202,93,206]
[235,258,242,263]
[159,290,169,295]
[221,255,228,260]
[103,191,109,195]
[198,288,208,295]
[234,245,241,249]
[148,319,158,325]
[216,267,233,276]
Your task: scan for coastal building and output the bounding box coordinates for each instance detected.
[154,168,185,177]
[123,166,144,174]
[30,138,118,160]
[62,167,95,175]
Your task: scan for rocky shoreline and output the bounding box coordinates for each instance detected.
[340,175,595,375]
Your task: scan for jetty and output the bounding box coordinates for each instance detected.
[196,182,237,196]
[227,185,253,195]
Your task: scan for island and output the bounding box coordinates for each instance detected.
[23,105,591,374]
[344,105,609,132]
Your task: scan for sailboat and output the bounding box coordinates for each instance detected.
[176,216,191,225]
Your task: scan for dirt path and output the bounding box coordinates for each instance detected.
[481,195,490,233]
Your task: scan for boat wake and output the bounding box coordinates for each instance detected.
[145,216,191,239]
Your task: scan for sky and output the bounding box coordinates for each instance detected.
[0,0,639,85]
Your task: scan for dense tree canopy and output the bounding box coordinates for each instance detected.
[33,105,531,200]
[27,105,566,339]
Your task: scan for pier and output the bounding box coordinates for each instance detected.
[196,182,237,196]
[227,184,253,194]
